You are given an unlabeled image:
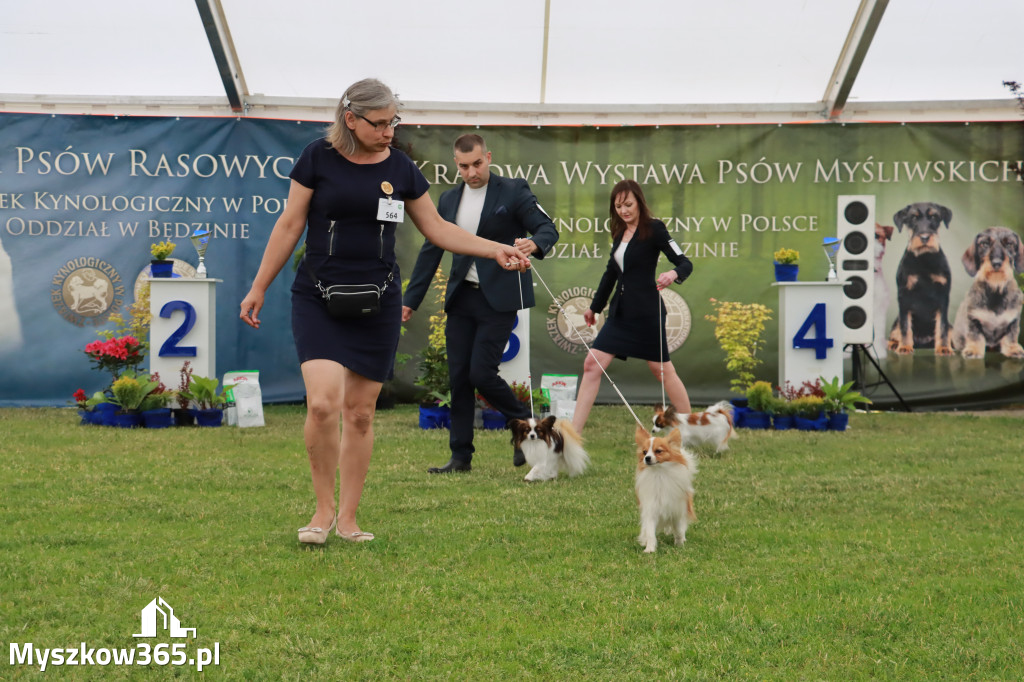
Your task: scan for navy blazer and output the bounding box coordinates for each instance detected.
[589,219,693,319]
[404,174,559,313]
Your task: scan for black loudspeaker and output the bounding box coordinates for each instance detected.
[836,195,875,345]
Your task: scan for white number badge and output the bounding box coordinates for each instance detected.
[377,198,404,223]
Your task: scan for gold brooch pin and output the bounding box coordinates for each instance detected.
[381,181,394,196]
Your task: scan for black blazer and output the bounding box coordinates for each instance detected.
[589,219,692,319]
[404,174,559,313]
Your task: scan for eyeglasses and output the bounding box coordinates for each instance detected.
[356,113,401,132]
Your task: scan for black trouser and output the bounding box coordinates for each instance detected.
[445,285,530,464]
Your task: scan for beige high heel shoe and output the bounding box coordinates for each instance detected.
[297,516,337,545]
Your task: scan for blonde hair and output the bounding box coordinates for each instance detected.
[325,78,400,155]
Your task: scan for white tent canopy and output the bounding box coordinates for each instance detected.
[2,0,1022,124]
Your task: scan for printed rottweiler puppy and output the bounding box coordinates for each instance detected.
[951,226,1024,359]
[887,202,954,355]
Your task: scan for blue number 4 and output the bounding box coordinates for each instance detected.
[792,303,833,359]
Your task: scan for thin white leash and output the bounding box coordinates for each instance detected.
[526,260,646,430]
[658,286,667,409]
[515,266,535,417]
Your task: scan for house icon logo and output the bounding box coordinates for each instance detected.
[133,597,197,639]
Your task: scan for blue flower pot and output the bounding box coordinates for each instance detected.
[773,414,794,430]
[730,399,749,428]
[827,412,849,431]
[112,411,143,428]
[94,402,118,426]
[795,412,828,431]
[418,405,450,429]
[481,409,505,430]
[142,408,174,428]
[743,410,771,430]
[195,408,224,427]
[774,262,798,282]
[150,259,174,278]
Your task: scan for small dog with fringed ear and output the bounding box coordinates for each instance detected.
[651,401,735,453]
[634,426,698,553]
[508,416,590,482]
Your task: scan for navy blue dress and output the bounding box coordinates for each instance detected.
[289,139,429,382]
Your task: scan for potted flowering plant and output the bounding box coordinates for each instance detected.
[84,335,145,385]
[509,381,549,415]
[180,374,226,426]
[109,371,161,427]
[704,298,774,400]
[150,240,176,278]
[172,361,196,425]
[138,372,175,428]
[72,388,113,425]
[819,375,872,431]
[773,247,799,281]
[414,271,451,429]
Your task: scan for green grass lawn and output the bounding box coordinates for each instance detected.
[2,405,1023,680]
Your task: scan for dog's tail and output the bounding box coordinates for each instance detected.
[554,419,590,477]
[706,400,737,440]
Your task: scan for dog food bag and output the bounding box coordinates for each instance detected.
[541,374,578,419]
[223,370,265,428]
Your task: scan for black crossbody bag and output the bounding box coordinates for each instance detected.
[303,224,395,319]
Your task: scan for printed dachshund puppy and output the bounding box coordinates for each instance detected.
[951,227,1024,359]
[887,202,954,355]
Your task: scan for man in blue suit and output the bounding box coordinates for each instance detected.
[403,134,559,473]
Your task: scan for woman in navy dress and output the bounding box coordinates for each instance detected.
[571,179,693,433]
[240,79,527,545]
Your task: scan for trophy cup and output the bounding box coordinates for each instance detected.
[822,236,840,282]
[190,227,211,278]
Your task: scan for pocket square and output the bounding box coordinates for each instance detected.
[495,205,508,215]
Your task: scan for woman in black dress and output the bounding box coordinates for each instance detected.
[571,179,693,433]
[240,79,527,545]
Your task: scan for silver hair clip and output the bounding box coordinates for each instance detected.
[342,96,350,108]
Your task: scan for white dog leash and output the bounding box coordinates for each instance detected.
[528,261,645,429]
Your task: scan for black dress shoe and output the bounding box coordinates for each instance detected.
[513,447,526,467]
[427,458,471,474]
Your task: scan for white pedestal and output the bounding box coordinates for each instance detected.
[498,308,531,387]
[775,282,845,390]
[149,278,221,384]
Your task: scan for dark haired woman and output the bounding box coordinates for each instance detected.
[571,179,693,433]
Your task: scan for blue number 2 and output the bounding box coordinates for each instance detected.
[158,300,198,357]
[792,303,833,359]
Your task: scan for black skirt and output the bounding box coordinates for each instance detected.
[290,271,402,383]
[592,315,670,362]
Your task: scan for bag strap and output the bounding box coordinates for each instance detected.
[303,251,395,299]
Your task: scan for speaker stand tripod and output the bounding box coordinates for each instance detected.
[847,344,911,412]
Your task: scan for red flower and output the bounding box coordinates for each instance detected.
[73,389,88,402]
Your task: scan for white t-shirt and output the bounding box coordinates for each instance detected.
[455,184,488,283]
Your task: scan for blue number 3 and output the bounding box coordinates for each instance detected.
[792,303,834,360]
[158,300,198,357]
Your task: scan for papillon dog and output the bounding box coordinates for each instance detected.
[651,401,735,453]
[635,426,698,553]
[509,416,590,482]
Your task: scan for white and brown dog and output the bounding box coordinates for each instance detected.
[635,426,698,553]
[509,416,589,482]
[651,401,735,453]
[951,226,1024,359]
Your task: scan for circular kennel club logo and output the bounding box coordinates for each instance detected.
[51,257,124,327]
[546,286,691,354]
